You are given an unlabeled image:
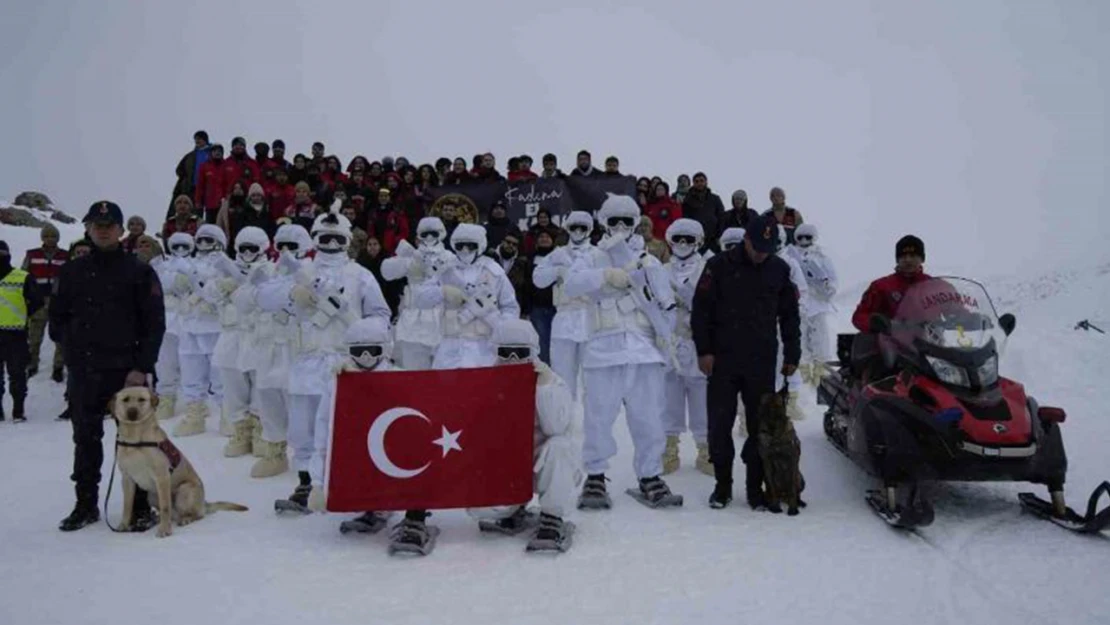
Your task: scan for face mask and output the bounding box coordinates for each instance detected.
[456,249,477,264]
[237,244,262,263]
[314,233,348,254]
[170,244,193,258]
[671,242,696,259]
[195,237,220,254]
[567,226,590,244]
[349,344,384,370]
[249,200,265,211]
[608,223,633,241]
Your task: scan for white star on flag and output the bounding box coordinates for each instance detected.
[432,425,463,458]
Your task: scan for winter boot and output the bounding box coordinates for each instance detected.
[219,405,234,437]
[51,367,64,383]
[709,481,733,509]
[248,414,263,457]
[662,435,680,475]
[128,507,160,532]
[695,442,713,476]
[786,391,805,421]
[251,440,289,478]
[526,513,575,553]
[633,476,683,508]
[223,419,254,458]
[12,398,26,423]
[275,472,313,514]
[173,401,208,437]
[155,394,176,421]
[58,501,100,532]
[577,473,612,510]
[389,510,438,556]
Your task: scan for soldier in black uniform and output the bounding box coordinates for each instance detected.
[691,214,801,510]
[50,201,166,532]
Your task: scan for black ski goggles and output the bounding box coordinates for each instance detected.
[795,234,813,243]
[196,236,218,247]
[606,217,636,228]
[670,235,698,245]
[349,345,383,359]
[419,231,441,242]
[317,234,348,246]
[170,243,192,253]
[276,242,299,252]
[567,224,590,234]
[497,346,531,361]
[454,242,480,252]
[237,244,261,255]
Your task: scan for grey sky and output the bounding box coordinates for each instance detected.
[2,0,1106,286]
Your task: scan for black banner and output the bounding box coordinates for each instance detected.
[563,174,637,215]
[504,178,575,231]
[425,182,508,224]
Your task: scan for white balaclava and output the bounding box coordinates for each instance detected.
[794,223,818,249]
[719,227,746,251]
[492,317,541,365]
[195,224,227,256]
[597,194,640,242]
[167,232,195,258]
[665,218,705,260]
[234,226,270,265]
[416,217,447,250]
[311,212,353,262]
[451,223,487,265]
[344,316,392,370]
[274,224,312,259]
[562,210,594,245]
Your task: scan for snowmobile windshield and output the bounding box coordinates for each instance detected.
[891,277,1004,354]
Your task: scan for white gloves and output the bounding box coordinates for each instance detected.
[291,283,316,307]
[465,292,497,319]
[442,285,466,307]
[604,267,631,289]
[307,485,327,512]
[173,273,193,294]
[217,277,238,295]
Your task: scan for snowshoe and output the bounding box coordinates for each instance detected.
[525,514,575,554]
[275,478,312,515]
[478,506,538,536]
[339,511,391,535]
[388,519,440,556]
[577,474,612,510]
[1019,483,1110,535]
[626,476,683,509]
[865,486,934,530]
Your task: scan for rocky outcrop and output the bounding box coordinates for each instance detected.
[11,191,77,223]
[0,205,51,228]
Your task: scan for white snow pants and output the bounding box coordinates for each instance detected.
[221,368,258,424]
[804,311,833,364]
[550,338,584,400]
[395,341,434,371]
[663,371,708,443]
[288,393,322,472]
[257,387,289,444]
[582,362,666,478]
[155,333,179,397]
[179,332,223,403]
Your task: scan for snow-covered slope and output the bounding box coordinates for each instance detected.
[0,263,1106,625]
[1,198,87,260]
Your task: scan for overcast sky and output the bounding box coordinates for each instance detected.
[1,0,1106,288]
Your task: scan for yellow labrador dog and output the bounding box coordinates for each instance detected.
[112,387,247,537]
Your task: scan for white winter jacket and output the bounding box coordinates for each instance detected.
[533,242,595,343]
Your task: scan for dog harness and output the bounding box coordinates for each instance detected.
[116,439,184,472]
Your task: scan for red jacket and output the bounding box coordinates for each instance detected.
[508,170,538,182]
[852,270,931,332]
[161,216,200,240]
[643,198,683,240]
[371,209,410,255]
[266,183,296,221]
[195,159,228,210]
[221,156,260,196]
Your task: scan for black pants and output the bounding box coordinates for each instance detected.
[707,367,775,487]
[68,368,149,510]
[0,331,29,405]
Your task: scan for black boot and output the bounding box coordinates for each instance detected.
[11,398,26,423]
[128,490,159,532]
[289,471,312,507]
[59,501,100,532]
[52,367,64,383]
[709,481,733,509]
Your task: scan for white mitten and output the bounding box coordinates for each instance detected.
[307,485,327,512]
[442,285,466,307]
[291,283,316,307]
[604,267,630,289]
[173,273,193,294]
[218,277,238,295]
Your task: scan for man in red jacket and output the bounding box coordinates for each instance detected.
[195,144,227,223]
[266,167,296,221]
[223,136,260,195]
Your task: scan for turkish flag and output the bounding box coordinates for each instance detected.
[324,364,537,511]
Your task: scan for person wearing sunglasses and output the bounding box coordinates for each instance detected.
[381,217,452,370]
[531,211,597,401]
[661,218,713,477]
[563,194,682,510]
[415,223,520,371]
[214,226,272,460]
[151,232,195,421]
[259,211,391,513]
[773,225,809,421]
[172,223,228,439]
[791,223,839,387]
[242,223,314,480]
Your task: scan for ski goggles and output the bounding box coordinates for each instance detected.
[349,345,384,360]
[276,242,299,252]
[170,243,193,253]
[567,224,590,234]
[670,235,698,245]
[195,236,218,247]
[316,234,348,246]
[237,244,261,255]
[606,216,636,228]
[497,346,531,361]
[419,231,441,242]
[454,242,480,252]
[795,234,813,243]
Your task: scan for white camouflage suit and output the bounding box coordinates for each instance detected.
[662,219,709,446]
[151,232,194,419]
[778,226,808,418]
[531,210,596,400]
[380,217,447,370]
[563,195,675,480]
[791,223,839,382]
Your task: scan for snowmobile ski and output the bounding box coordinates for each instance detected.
[388,521,440,556]
[339,512,391,534]
[526,520,576,554]
[1018,482,1110,535]
[865,490,934,530]
[479,508,538,536]
[625,488,684,509]
[273,499,311,515]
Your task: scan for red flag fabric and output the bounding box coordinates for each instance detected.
[325,364,537,512]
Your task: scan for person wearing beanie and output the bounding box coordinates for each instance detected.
[21,223,67,381]
[761,186,805,245]
[172,130,212,211]
[121,215,147,255]
[1,239,45,422]
[720,189,760,234]
[218,181,274,245]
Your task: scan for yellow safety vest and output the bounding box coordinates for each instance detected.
[0,268,30,330]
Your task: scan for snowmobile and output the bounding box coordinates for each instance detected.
[817,276,1109,534]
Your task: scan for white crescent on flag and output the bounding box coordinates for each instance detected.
[366,407,433,479]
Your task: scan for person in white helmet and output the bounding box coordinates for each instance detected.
[531,210,595,400]
[563,194,682,510]
[259,211,391,512]
[791,223,839,385]
[151,232,194,420]
[381,217,451,369]
[718,227,746,252]
[774,224,808,420]
[213,226,271,457]
[412,222,520,370]
[172,223,227,437]
[242,223,313,478]
[307,316,400,535]
[661,218,712,476]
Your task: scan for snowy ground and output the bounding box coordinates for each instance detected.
[1,259,1107,625]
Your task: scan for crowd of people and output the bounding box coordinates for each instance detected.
[2,133,908,557]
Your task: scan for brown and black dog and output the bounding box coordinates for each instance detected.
[757,390,807,515]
